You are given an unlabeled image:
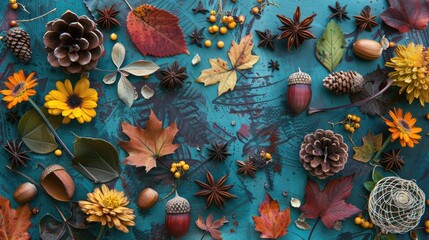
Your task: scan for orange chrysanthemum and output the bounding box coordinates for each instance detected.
[383,108,422,148]
[0,70,37,109]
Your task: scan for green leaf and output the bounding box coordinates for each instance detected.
[364,181,376,192]
[315,20,346,72]
[72,136,120,183]
[18,107,62,154]
[373,170,383,183]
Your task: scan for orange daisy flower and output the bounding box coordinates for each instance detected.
[383,108,422,147]
[0,70,37,109]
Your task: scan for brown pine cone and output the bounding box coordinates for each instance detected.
[323,71,364,95]
[43,11,104,74]
[6,27,32,63]
[299,129,348,179]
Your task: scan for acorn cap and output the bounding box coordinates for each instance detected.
[288,69,312,85]
[165,191,190,214]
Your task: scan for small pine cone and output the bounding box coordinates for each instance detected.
[299,129,348,179]
[323,71,364,95]
[6,27,32,63]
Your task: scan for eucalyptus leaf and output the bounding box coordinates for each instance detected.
[112,43,126,69]
[18,107,62,154]
[102,72,118,85]
[364,181,376,192]
[72,136,120,183]
[118,74,136,108]
[373,170,383,183]
[316,20,346,72]
[120,60,160,76]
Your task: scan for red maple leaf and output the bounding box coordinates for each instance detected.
[195,213,228,240]
[380,0,429,33]
[300,175,361,229]
[252,193,291,239]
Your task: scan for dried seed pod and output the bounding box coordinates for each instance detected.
[353,39,383,61]
[165,191,190,238]
[286,69,312,115]
[13,182,37,204]
[137,188,158,210]
[40,164,75,202]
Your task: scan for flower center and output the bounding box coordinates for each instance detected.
[12,82,26,97]
[102,196,120,208]
[66,94,83,109]
[398,119,411,133]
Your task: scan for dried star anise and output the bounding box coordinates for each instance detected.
[381,149,405,171]
[156,61,188,89]
[268,59,280,72]
[6,109,20,123]
[207,142,231,162]
[96,5,120,30]
[329,1,350,22]
[192,1,209,14]
[354,6,378,32]
[3,140,30,169]
[277,7,317,50]
[255,29,277,50]
[237,157,258,178]
[189,27,205,48]
[194,171,237,209]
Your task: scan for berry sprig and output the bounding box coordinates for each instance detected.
[170,160,190,179]
[259,150,273,164]
[251,0,279,16]
[329,114,361,134]
[354,214,374,229]
[9,0,30,14]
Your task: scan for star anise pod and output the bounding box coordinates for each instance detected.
[381,149,405,171]
[268,59,280,72]
[207,142,230,162]
[237,157,258,178]
[192,1,209,14]
[329,1,350,22]
[6,109,20,123]
[3,140,30,169]
[189,27,205,48]
[354,6,378,32]
[194,171,237,209]
[255,29,277,50]
[156,61,188,89]
[96,5,120,30]
[277,7,317,50]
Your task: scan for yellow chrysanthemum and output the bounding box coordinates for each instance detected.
[0,70,37,109]
[385,42,429,106]
[44,77,98,124]
[382,108,422,148]
[78,184,136,233]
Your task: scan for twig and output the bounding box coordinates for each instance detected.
[17,8,56,22]
[158,184,177,201]
[18,3,30,14]
[308,217,320,240]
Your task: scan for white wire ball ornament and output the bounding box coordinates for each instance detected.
[368,177,425,234]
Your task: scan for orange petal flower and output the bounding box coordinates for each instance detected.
[382,108,422,148]
[0,70,37,109]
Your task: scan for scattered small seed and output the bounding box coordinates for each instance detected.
[231,120,236,126]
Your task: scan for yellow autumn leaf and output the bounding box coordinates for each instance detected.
[353,131,383,163]
[196,34,259,96]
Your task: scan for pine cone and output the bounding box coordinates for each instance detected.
[299,129,348,179]
[323,71,364,95]
[43,11,104,74]
[6,27,32,63]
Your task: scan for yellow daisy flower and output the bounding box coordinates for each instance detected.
[44,77,98,124]
[78,184,136,233]
[0,70,37,109]
[382,108,422,148]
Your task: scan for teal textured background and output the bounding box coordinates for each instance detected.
[1,0,429,239]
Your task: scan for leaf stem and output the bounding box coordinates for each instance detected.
[200,232,207,240]
[17,8,56,22]
[307,217,320,240]
[158,184,177,201]
[96,225,106,240]
[372,134,392,162]
[123,0,133,11]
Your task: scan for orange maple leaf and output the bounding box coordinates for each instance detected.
[252,193,291,239]
[0,195,31,240]
[119,110,180,172]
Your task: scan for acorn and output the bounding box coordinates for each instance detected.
[137,188,158,210]
[13,182,37,204]
[286,69,312,115]
[165,191,190,238]
[40,164,75,202]
[353,39,383,61]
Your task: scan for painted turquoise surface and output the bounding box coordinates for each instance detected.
[1,0,429,239]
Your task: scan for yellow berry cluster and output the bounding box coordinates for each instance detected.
[204,8,245,49]
[344,114,361,133]
[9,0,18,10]
[354,214,374,229]
[170,160,190,179]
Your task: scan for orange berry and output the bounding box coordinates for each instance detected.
[362,221,370,229]
[425,220,429,228]
[217,40,225,49]
[227,21,237,29]
[220,26,228,34]
[252,7,259,14]
[227,16,234,23]
[10,3,18,10]
[389,41,395,48]
[204,40,212,47]
[9,20,18,27]
[257,0,263,2]
[238,15,245,24]
[265,152,272,160]
[221,16,228,23]
[425,228,429,234]
[354,217,362,225]
[210,10,216,15]
[212,25,219,33]
[209,15,216,23]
